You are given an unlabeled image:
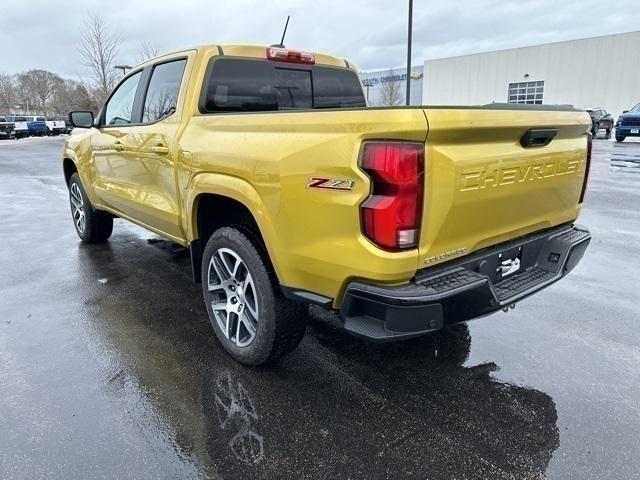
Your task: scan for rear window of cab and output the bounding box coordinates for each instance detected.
[200,58,366,113]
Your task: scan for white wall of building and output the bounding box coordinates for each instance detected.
[423,31,640,117]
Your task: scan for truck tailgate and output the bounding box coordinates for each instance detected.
[419,106,591,267]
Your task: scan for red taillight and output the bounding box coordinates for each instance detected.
[360,142,424,251]
[579,132,592,203]
[266,47,315,64]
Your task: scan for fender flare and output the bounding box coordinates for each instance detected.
[62,144,102,206]
[62,148,79,184]
[185,172,285,281]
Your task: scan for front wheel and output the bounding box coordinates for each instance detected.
[68,172,113,242]
[605,128,612,140]
[616,135,626,142]
[592,123,599,138]
[201,226,307,365]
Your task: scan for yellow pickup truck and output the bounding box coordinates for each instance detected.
[63,44,592,365]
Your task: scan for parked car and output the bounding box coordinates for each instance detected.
[585,107,614,139]
[5,115,29,138]
[63,44,592,365]
[45,115,68,135]
[0,116,15,139]
[24,116,48,136]
[615,103,640,142]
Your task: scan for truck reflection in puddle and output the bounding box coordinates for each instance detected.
[214,373,264,465]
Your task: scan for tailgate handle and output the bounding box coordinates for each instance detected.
[520,128,557,148]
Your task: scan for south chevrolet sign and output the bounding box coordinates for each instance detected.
[361,72,423,86]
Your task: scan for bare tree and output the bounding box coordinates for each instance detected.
[50,79,99,115]
[18,70,63,112]
[137,40,161,63]
[380,70,403,106]
[0,73,18,112]
[77,13,120,103]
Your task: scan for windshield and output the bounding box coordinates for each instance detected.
[631,103,640,113]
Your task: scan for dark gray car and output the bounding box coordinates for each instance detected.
[0,116,15,139]
[585,107,614,139]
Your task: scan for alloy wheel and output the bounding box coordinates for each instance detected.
[207,248,259,347]
[70,183,85,233]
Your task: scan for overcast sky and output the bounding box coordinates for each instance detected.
[1,0,639,79]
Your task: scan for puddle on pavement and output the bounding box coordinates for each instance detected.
[72,237,561,479]
[610,142,640,172]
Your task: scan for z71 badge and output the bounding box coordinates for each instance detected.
[306,177,356,191]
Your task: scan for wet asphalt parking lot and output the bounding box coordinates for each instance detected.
[1,134,639,480]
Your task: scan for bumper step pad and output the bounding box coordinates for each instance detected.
[493,266,555,302]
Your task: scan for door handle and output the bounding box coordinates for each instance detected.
[150,145,169,155]
[113,141,125,151]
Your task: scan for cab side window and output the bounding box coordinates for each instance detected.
[142,59,186,123]
[104,71,142,126]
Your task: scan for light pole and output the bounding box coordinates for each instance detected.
[114,65,133,77]
[405,0,413,106]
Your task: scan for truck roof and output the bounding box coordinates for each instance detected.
[135,44,354,71]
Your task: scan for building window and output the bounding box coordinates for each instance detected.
[508,81,544,104]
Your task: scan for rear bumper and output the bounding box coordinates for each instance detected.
[616,126,640,136]
[339,224,591,342]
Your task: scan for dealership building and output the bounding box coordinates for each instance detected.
[421,31,640,117]
[360,66,424,106]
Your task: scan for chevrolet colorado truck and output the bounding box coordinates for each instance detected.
[6,115,28,138]
[63,44,592,365]
[615,102,640,142]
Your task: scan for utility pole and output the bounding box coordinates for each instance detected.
[114,65,133,77]
[405,0,413,106]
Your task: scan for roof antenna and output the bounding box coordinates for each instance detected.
[271,15,290,48]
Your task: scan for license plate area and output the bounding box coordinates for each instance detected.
[496,246,522,279]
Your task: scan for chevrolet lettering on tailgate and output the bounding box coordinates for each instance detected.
[461,158,584,191]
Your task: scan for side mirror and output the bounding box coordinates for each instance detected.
[68,111,94,128]
[623,110,629,114]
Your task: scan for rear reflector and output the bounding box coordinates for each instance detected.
[266,47,315,64]
[579,132,592,203]
[360,142,424,251]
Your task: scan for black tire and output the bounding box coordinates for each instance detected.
[605,128,612,140]
[592,123,599,138]
[68,172,113,242]
[201,226,307,366]
[616,135,626,142]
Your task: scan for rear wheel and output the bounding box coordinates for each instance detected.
[68,172,113,242]
[616,135,626,142]
[201,226,307,365]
